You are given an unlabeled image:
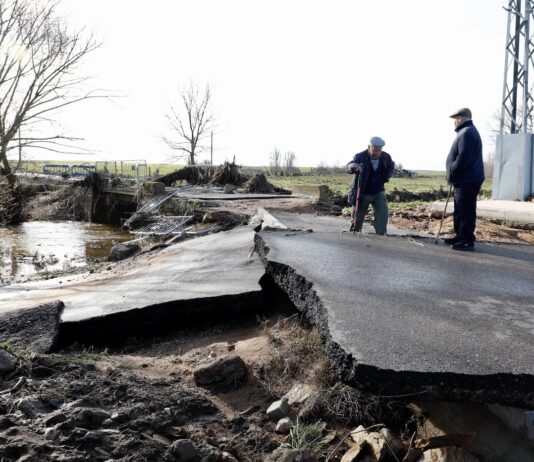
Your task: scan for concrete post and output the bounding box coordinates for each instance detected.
[492,133,533,200]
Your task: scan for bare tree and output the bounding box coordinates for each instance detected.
[161,82,214,166]
[283,151,296,176]
[0,0,101,224]
[269,147,281,176]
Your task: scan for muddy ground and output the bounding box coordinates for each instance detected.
[2,178,533,461]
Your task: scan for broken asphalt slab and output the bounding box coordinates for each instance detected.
[0,226,268,348]
[255,211,534,408]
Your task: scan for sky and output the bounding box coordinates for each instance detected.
[35,0,508,170]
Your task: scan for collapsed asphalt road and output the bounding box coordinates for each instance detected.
[2,210,534,408]
[255,212,534,408]
[0,226,272,347]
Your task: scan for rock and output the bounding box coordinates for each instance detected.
[62,398,97,411]
[275,417,292,434]
[416,447,481,462]
[143,181,166,195]
[349,425,394,461]
[0,415,16,430]
[108,243,140,261]
[264,448,318,462]
[0,349,17,374]
[168,438,199,461]
[330,205,343,214]
[340,445,364,462]
[193,355,248,388]
[283,383,314,405]
[43,412,68,427]
[44,427,59,441]
[267,397,290,422]
[16,396,53,418]
[74,408,111,429]
[221,452,239,461]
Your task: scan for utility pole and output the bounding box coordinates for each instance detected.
[494,0,534,200]
[501,0,534,133]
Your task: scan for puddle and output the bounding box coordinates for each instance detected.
[0,221,132,284]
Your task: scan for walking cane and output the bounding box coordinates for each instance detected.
[351,173,362,234]
[435,184,453,244]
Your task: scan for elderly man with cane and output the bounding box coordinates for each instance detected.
[346,136,395,235]
[443,108,485,251]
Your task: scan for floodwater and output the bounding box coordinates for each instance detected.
[0,221,133,285]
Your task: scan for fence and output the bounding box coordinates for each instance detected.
[95,160,149,178]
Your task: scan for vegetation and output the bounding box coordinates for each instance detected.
[14,160,493,197]
[0,0,103,224]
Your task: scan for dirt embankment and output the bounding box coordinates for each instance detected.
[0,312,430,462]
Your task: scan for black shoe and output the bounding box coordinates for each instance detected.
[451,240,474,251]
[443,235,461,245]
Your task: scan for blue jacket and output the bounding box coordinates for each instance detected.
[346,150,395,205]
[446,120,485,185]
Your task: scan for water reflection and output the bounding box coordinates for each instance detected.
[0,221,132,284]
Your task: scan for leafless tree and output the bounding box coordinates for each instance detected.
[283,151,296,176]
[269,147,281,176]
[0,0,102,224]
[491,107,534,137]
[161,82,214,166]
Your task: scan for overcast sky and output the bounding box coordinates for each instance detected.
[49,0,506,170]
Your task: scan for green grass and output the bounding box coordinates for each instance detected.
[13,160,492,196]
[268,173,451,195]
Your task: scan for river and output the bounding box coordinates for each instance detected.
[0,221,133,285]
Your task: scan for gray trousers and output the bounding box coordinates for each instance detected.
[353,191,389,234]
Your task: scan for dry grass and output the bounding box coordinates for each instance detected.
[259,315,330,399]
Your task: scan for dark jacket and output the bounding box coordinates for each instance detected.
[446,120,485,185]
[346,150,395,205]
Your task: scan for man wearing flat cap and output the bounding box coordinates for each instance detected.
[346,136,395,234]
[445,108,485,251]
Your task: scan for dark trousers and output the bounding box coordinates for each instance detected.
[453,182,482,242]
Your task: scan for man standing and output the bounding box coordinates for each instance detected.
[445,108,485,251]
[346,136,395,234]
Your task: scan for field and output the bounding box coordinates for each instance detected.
[14,160,492,196]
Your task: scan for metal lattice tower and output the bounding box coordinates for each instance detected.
[501,0,534,134]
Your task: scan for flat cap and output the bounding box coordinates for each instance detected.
[369,136,385,147]
[449,107,472,119]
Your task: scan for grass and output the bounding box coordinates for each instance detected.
[13,160,493,196]
[289,420,330,451]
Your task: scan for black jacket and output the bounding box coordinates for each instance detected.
[346,150,395,205]
[446,120,485,185]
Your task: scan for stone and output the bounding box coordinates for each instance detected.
[17,397,52,418]
[275,417,292,434]
[283,383,314,405]
[416,447,481,462]
[318,185,332,202]
[168,439,199,461]
[340,445,364,462]
[267,397,290,422]
[143,181,166,195]
[74,408,111,429]
[0,348,17,374]
[108,243,140,261]
[264,448,318,462]
[193,355,248,387]
[43,412,68,427]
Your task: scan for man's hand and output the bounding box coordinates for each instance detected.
[352,163,363,173]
